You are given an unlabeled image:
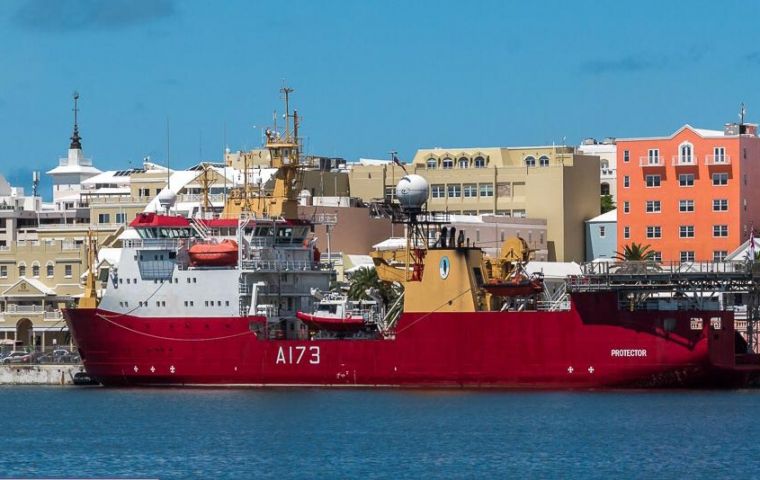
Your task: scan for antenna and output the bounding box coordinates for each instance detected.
[740,102,747,125]
[281,85,294,138]
[166,117,171,193]
[70,91,82,150]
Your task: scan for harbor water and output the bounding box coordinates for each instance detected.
[2,387,760,479]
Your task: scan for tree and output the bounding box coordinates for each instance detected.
[614,242,656,261]
[600,194,615,214]
[347,267,401,307]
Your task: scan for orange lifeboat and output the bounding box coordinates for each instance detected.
[481,275,544,297]
[188,239,238,267]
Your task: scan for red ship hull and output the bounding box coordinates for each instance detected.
[63,293,749,388]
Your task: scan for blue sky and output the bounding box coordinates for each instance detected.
[2,0,760,196]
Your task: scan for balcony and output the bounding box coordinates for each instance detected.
[672,156,698,167]
[639,157,664,167]
[6,305,44,313]
[705,155,731,166]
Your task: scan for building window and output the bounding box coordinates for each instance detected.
[645,200,661,213]
[539,156,550,167]
[601,183,610,196]
[713,225,728,237]
[679,225,695,238]
[442,158,454,169]
[463,184,477,198]
[32,263,40,277]
[623,176,630,188]
[525,156,536,167]
[678,142,694,163]
[679,174,694,186]
[426,158,437,169]
[513,209,526,218]
[474,156,486,168]
[599,226,606,238]
[623,150,630,162]
[646,226,661,238]
[652,251,662,263]
[647,149,660,164]
[624,226,630,239]
[115,213,126,224]
[0,265,6,278]
[46,263,54,277]
[680,251,695,262]
[431,184,445,199]
[713,250,728,262]
[712,173,728,186]
[98,213,111,224]
[64,265,72,278]
[478,184,493,197]
[18,264,25,277]
[447,184,461,198]
[713,147,726,163]
[458,157,469,169]
[623,201,630,213]
[713,199,728,211]
[645,175,661,187]
[679,200,694,212]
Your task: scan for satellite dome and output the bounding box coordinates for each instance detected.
[396,174,429,210]
[157,188,177,211]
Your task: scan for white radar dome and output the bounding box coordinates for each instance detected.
[157,188,177,210]
[396,174,429,210]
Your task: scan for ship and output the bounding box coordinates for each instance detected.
[64,89,760,388]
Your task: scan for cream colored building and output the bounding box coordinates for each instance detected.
[349,146,600,261]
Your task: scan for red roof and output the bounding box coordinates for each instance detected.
[129,212,191,228]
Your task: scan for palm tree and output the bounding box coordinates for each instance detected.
[614,242,655,261]
[347,267,400,307]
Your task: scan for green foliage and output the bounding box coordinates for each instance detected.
[600,194,615,214]
[614,242,656,262]
[347,267,401,307]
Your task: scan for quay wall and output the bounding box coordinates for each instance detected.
[0,365,84,385]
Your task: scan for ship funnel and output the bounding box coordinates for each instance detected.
[395,174,429,211]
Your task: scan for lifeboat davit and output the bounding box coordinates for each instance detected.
[296,311,365,332]
[188,239,238,267]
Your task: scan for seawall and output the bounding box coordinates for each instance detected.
[0,365,84,385]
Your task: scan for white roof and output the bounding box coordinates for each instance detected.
[372,237,407,251]
[354,158,393,166]
[525,261,582,278]
[726,237,760,261]
[587,209,617,223]
[83,187,131,195]
[81,171,133,186]
[46,165,102,175]
[97,247,122,268]
[345,254,374,268]
[117,228,141,240]
[143,170,203,212]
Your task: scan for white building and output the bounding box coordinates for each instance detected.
[578,138,617,203]
[46,94,101,209]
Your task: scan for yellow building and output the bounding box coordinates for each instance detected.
[349,146,600,261]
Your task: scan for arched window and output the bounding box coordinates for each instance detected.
[539,156,550,167]
[426,158,437,169]
[474,156,486,168]
[525,156,536,167]
[46,262,54,277]
[442,158,454,169]
[32,262,40,278]
[679,142,694,164]
[601,183,610,196]
[458,157,469,168]
[18,263,26,277]
[601,160,609,170]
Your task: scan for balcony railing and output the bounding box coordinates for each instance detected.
[705,155,731,165]
[639,157,664,167]
[43,311,63,320]
[6,305,44,313]
[672,156,697,166]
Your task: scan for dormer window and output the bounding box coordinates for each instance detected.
[442,158,454,169]
[426,158,437,169]
[458,157,469,168]
[539,156,550,167]
[474,156,486,168]
[525,156,536,167]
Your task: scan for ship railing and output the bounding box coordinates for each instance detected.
[579,260,749,276]
[248,237,274,248]
[123,239,180,250]
[241,259,317,272]
[535,300,571,311]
